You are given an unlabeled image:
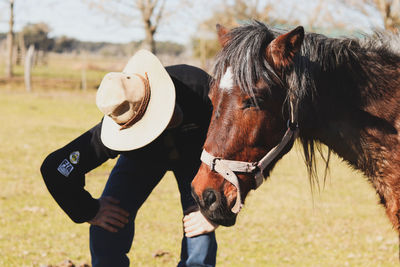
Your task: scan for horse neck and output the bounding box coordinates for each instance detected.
[298,46,400,178]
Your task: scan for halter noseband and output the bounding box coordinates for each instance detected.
[200,101,299,214]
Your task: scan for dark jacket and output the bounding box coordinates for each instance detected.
[40,65,213,223]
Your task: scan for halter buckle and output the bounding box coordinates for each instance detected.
[287,120,299,131]
[211,157,221,172]
[250,162,259,173]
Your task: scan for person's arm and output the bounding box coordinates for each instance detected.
[40,123,118,223]
[174,158,218,237]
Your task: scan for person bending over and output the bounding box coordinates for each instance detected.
[40,50,218,267]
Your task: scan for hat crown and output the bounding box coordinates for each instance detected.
[96,72,147,124]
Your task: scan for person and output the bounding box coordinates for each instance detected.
[40,50,218,267]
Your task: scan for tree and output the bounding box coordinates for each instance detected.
[370,0,400,31]
[191,0,281,63]
[198,0,274,30]
[87,0,171,54]
[136,0,165,53]
[343,0,400,32]
[5,0,14,78]
[21,23,53,51]
[52,36,77,53]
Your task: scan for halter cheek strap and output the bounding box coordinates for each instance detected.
[200,119,299,214]
[200,150,256,213]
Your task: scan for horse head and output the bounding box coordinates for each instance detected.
[191,23,304,226]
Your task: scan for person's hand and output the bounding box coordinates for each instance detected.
[88,196,129,233]
[183,210,218,238]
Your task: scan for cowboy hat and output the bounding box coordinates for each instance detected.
[96,49,175,151]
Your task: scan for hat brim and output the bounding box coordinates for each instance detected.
[100,50,176,151]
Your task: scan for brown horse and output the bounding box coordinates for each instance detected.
[191,21,400,234]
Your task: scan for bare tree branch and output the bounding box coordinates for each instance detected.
[86,0,177,53]
[341,0,400,32]
[153,0,165,30]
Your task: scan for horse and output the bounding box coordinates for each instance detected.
[191,20,400,238]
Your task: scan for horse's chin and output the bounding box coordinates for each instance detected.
[211,216,237,227]
[200,209,237,227]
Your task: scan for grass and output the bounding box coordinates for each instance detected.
[0,56,398,266]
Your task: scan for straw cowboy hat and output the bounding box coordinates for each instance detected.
[96,49,175,151]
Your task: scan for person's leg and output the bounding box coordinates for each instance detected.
[90,155,167,267]
[173,162,217,267]
[178,233,217,267]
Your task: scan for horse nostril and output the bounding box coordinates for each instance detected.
[203,189,217,209]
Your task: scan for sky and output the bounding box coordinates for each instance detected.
[0,0,210,44]
[0,0,385,45]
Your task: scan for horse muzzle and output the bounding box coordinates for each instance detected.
[191,185,238,226]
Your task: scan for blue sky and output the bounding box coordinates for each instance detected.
[0,0,384,45]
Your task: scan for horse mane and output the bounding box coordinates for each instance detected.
[212,20,400,189]
[293,28,400,188]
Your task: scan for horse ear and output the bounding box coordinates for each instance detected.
[216,24,230,47]
[266,26,304,70]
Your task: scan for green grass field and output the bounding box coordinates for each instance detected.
[0,57,399,266]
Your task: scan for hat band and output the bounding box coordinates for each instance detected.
[119,72,151,130]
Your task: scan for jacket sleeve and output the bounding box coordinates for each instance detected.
[40,122,119,223]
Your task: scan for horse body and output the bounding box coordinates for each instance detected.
[191,21,400,238]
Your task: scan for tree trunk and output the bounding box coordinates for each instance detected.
[200,36,207,70]
[143,22,156,54]
[17,32,26,66]
[6,0,15,78]
[373,0,399,32]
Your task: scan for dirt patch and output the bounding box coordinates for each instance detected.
[41,259,90,267]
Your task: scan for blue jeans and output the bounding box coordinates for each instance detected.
[90,155,217,267]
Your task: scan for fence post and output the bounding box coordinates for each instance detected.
[25,44,35,92]
[81,52,88,91]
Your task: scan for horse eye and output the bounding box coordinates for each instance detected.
[242,97,264,109]
[242,99,255,109]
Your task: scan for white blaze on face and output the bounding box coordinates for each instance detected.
[219,67,234,91]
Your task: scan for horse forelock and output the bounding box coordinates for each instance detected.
[212,21,280,104]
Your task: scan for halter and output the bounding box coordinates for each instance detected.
[200,100,299,214]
